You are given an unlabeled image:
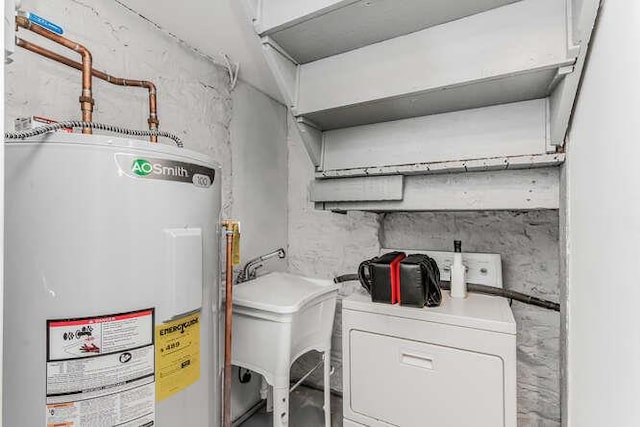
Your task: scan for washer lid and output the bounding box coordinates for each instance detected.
[343,290,516,335]
[232,272,338,314]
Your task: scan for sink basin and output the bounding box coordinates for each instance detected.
[231,272,338,386]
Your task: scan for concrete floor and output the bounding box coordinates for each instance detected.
[240,386,343,426]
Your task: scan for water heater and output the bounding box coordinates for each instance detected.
[4,133,221,426]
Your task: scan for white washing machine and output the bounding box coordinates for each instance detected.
[342,250,517,427]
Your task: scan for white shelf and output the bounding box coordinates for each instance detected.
[316,167,560,212]
[258,0,522,63]
[301,70,567,130]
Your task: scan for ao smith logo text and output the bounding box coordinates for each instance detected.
[159,317,199,336]
[132,158,188,178]
[118,155,216,187]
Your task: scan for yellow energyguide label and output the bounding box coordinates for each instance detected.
[155,311,201,401]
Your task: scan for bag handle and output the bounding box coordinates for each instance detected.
[426,257,442,307]
[415,256,442,307]
[358,259,374,294]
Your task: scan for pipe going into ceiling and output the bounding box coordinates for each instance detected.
[16,37,160,142]
[16,15,94,134]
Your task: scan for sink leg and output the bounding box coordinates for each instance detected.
[260,376,273,413]
[273,382,289,427]
[266,385,274,413]
[324,348,332,427]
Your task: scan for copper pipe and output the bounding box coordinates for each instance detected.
[221,222,235,427]
[16,15,94,134]
[16,37,160,142]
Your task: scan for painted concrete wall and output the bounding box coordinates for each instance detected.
[231,81,288,271]
[288,116,561,425]
[0,3,5,423]
[229,81,289,418]
[559,164,569,427]
[5,0,289,423]
[564,1,640,426]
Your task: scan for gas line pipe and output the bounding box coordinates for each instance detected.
[15,16,160,141]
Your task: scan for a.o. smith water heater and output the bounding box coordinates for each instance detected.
[4,133,221,426]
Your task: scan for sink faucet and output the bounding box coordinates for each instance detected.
[236,248,286,283]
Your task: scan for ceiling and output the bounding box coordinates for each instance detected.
[117,0,284,103]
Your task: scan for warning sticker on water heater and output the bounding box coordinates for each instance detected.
[45,379,155,427]
[155,311,201,401]
[45,309,156,427]
[47,309,154,361]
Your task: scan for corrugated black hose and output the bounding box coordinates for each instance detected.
[334,273,359,283]
[334,274,560,312]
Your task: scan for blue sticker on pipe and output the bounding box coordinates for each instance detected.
[28,12,64,35]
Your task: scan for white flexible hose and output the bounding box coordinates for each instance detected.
[4,121,184,148]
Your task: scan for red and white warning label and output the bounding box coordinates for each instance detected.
[48,309,154,360]
[46,309,155,427]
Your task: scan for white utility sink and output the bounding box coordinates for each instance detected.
[231,272,338,427]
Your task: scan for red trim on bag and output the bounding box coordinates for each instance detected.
[390,253,406,304]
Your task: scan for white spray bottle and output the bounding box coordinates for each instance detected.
[450,240,467,298]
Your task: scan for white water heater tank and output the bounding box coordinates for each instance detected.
[4,133,221,426]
